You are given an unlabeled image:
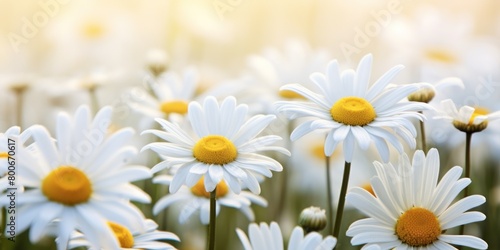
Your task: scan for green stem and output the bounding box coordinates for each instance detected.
[325,155,333,235]
[459,132,472,236]
[207,187,217,250]
[419,115,427,152]
[0,207,5,250]
[272,121,293,222]
[333,161,351,239]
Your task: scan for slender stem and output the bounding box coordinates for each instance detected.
[419,112,427,152]
[325,155,334,235]
[272,121,293,222]
[0,207,5,250]
[333,161,352,238]
[88,86,99,115]
[207,187,217,250]
[459,132,472,236]
[464,132,472,197]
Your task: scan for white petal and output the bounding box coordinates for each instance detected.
[439,235,488,249]
[366,65,404,101]
[354,54,373,97]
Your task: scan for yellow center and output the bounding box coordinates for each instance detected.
[469,107,489,125]
[108,221,134,248]
[396,207,441,247]
[83,22,104,39]
[279,89,304,99]
[193,135,237,165]
[41,166,92,206]
[330,97,376,126]
[160,100,189,115]
[190,177,229,198]
[0,152,8,158]
[425,50,457,63]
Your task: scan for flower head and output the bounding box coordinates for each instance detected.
[130,67,199,118]
[236,221,337,250]
[152,175,267,225]
[346,148,488,249]
[142,96,289,194]
[15,106,152,249]
[436,99,500,133]
[67,219,180,250]
[275,54,429,162]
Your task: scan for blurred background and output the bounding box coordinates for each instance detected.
[1,0,500,249]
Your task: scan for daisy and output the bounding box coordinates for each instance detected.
[142,96,289,194]
[67,219,180,250]
[407,77,463,104]
[130,67,199,119]
[247,39,330,100]
[15,106,152,249]
[236,221,337,250]
[346,148,488,249]
[275,53,429,162]
[152,175,267,224]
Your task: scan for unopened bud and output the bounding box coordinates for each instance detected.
[408,88,435,103]
[298,206,327,233]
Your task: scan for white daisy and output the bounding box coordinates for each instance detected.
[130,67,199,119]
[407,77,464,104]
[275,54,429,162]
[236,221,337,250]
[346,148,488,249]
[15,106,152,249]
[67,219,180,250]
[142,96,289,194]
[435,99,500,133]
[152,175,267,225]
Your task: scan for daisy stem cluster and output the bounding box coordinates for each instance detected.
[333,161,351,239]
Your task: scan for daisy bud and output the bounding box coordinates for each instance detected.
[298,206,327,233]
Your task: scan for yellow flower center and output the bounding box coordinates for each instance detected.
[83,22,105,39]
[160,100,189,115]
[0,152,8,158]
[395,207,441,247]
[468,107,489,125]
[190,177,229,198]
[330,97,376,126]
[425,50,457,64]
[193,135,237,165]
[41,166,92,206]
[108,221,134,248]
[278,89,304,99]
